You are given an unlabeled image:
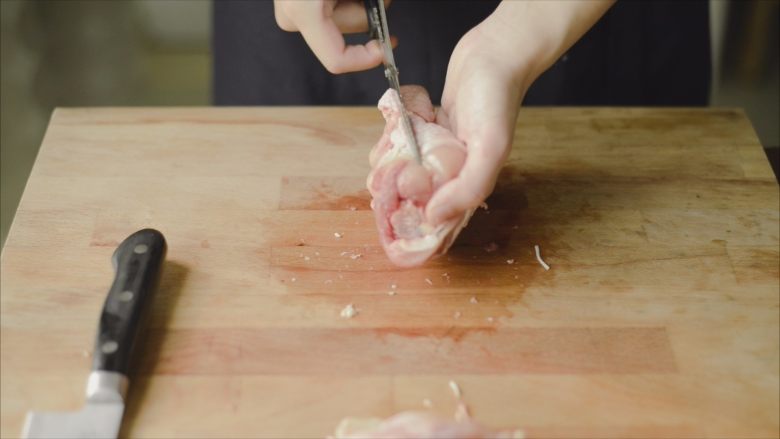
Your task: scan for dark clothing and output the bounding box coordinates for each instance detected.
[213,1,710,106]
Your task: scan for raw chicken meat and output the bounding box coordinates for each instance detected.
[367,86,473,267]
[333,411,524,439]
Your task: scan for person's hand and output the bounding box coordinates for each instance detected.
[274,0,389,74]
[425,23,529,224]
[425,0,614,224]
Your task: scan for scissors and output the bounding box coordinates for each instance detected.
[365,0,422,163]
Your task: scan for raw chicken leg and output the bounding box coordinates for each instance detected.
[367,86,473,267]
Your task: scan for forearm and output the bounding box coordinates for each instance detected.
[483,0,616,88]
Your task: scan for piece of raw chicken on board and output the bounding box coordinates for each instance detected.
[367,86,474,267]
[332,411,524,439]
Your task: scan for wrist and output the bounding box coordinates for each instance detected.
[474,6,555,94]
[481,0,615,89]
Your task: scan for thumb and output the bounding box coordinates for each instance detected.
[425,147,503,224]
[425,178,480,225]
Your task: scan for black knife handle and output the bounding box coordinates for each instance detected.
[92,229,166,375]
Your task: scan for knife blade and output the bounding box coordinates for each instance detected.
[23,228,167,439]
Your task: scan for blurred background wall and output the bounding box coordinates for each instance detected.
[1,0,778,247]
[1,0,210,246]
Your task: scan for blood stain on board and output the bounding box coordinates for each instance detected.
[271,167,565,356]
[279,176,371,210]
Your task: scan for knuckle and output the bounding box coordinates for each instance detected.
[462,177,497,209]
[477,137,509,160]
[459,185,486,209]
[323,59,346,74]
[275,15,295,31]
[273,6,295,31]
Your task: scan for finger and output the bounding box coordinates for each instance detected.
[399,85,435,122]
[299,18,384,73]
[435,108,452,131]
[425,138,506,224]
[332,0,370,33]
[273,0,297,31]
[331,1,400,35]
[425,169,492,225]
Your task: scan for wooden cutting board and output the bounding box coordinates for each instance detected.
[1,107,778,438]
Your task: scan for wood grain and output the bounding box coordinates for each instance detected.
[1,107,778,438]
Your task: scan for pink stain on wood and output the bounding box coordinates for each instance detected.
[144,327,676,375]
[279,176,371,211]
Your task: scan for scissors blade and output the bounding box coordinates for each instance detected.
[375,1,397,76]
[373,0,422,163]
[396,97,422,163]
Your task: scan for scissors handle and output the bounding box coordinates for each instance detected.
[365,0,382,40]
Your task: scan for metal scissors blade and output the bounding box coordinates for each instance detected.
[365,0,422,163]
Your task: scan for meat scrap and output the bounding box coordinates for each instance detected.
[367,86,474,267]
[448,380,462,398]
[332,412,524,439]
[339,304,358,319]
[534,245,551,271]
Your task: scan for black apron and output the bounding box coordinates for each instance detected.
[213,0,710,106]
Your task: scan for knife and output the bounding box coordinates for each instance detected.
[22,228,167,439]
[365,0,423,164]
